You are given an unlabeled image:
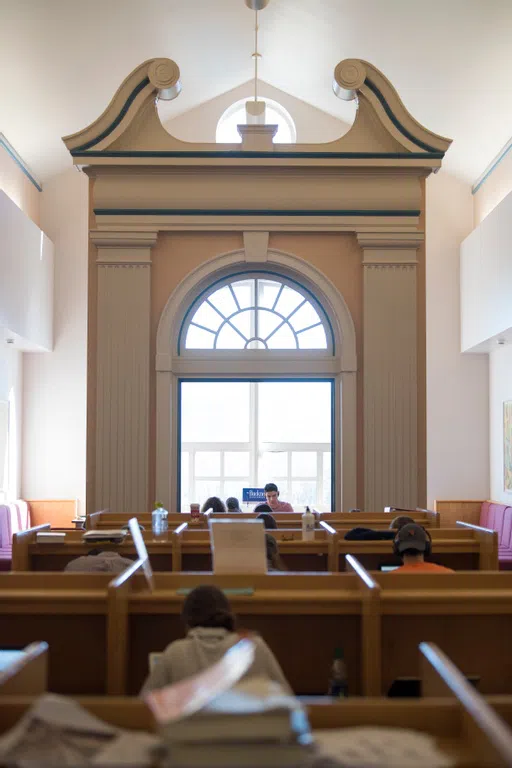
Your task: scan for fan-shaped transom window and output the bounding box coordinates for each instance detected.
[183,277,331,351]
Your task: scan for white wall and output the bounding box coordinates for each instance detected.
[490,344,512,504]
[461,191,512,352]
[426,170,489,504]
[163,79,349,144]
[22,168,88,513]
[0,346,22,499]
[0,190,54,350]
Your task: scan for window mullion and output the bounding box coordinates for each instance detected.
[249,381,258,487]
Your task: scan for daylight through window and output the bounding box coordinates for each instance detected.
[184,277,329,351]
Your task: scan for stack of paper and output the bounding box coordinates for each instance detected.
[82,529,126,544]
[159,677,313,767]
[0,694,160,766]
[145,639,313,767]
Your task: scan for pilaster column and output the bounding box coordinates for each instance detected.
[91,231,158,513]
[358,232,423,511]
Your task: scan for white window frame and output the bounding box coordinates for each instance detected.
[180,273,333,355]
[216,98,297,144]
[155,249,358,514]
[180,380,332,510]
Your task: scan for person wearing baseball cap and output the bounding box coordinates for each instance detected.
[393,523,454,573]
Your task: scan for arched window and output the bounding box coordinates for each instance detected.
[181,275,332,353]
[216,98,296,144]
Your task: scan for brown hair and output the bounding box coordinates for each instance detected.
[182,585,235,632]
[201,497,227,514]
[265,534,287,571]
[389,515,415,531]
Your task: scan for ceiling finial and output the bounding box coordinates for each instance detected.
[244,0,270,9]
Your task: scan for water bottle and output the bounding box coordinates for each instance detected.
[328,647,348,698]
[152,502,168,537]
[302,506,315,541]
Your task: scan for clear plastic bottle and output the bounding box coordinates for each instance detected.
[328,647,348,698]
[152,502,168,537]
[302,505,315,541]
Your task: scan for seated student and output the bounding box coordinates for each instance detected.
[140,585,291,694]
[266,533,286,571]
[264,483,294,512]
[393,523,454,573]
[344,514,415,541]
[64,549,134,573]
[225,496,242,514]
[201,496,227,514]
[255,507,278,530]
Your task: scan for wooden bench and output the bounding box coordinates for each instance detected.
[87,509,440,530]
[3,642,512,765]
[107,569,369,696]
[0,642,48,695]
[12,521,496,573]
[0,571,118,694]
[170,522,496,573]
[369,569,512,696]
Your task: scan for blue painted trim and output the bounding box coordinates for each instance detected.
[364,77,440,154]
[177,377,336,512]
[94,207,420,218]
[73,76,150,152]
[178,270,335,355]
[0,137,42,192]
[472,140,512,195]
[73,148,443,159]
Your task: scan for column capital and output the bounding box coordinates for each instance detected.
[90,230,158,265]
[357,231,423,266]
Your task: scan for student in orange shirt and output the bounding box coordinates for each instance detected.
[393,523,454,573]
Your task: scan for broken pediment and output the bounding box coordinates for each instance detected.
[63,56,451,173]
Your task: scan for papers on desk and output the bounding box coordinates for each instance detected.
[209,518,266,574]
[36,532,66,543]
[314,726,455,767]
[0,694,160,766]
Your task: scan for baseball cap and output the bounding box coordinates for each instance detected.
[395,523,429,553]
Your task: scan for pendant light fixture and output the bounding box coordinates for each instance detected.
[244,0,271,123]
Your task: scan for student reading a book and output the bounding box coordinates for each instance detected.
[393,523,454,573]
[141,585,292,694]
[255,506,278,529]
[201,497,227,514]
[265,534,286,571]
[264,483,294,513]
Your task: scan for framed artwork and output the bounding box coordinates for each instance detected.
[505,401,512,492]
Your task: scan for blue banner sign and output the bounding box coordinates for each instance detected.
[242,487,266,503]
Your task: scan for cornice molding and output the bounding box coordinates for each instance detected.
[90,230,158,248]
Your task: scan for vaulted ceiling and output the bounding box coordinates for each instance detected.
[1,0,511,183]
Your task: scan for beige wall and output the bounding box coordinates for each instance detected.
[148,231,362,507]
[473,148,512,226]
[0,144,40,227]
[164,80,349,144]
[426,170,489,505]
[22,168,88,514]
